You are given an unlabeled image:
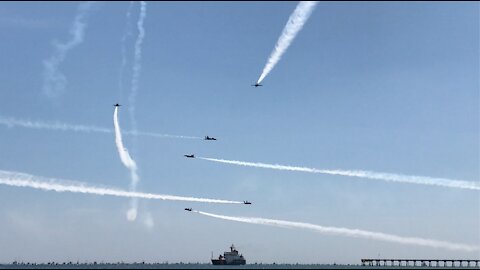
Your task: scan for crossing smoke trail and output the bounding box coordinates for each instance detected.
[0,170,242,204]
[128,1,147,133]
[257,1,318,84]
[113,107,139,221]
[194,210,479,252]
[43,1,96,98]
[198,157,480,191]
[0,116,201,139]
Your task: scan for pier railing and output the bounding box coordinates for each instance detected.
[361,259,479,268]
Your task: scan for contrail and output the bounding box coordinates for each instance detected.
[113,107,138,173]
[257,1,318,84]
[113,107,140,221]
[198,157,480,191]
[0,116,110,133]
[118,1,134,101]
[42,1,96,98]
[194,210,479,252]
[126,1,148,224]
[0,170,243,204]
[0,116,201,139]
[126,131,201,140]
[128,1,147,133]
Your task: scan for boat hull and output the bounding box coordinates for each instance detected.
[211,259,246,265]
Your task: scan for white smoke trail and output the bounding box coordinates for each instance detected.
[194,210,479,252]
[125,1,148,224]
[113,107,140,221]
[118,1,134,101]
[128,1,147,133]
[0,170,242,204]
[125,130,201,140]
[113,107,138,173]
[0,116,201,139]
[257,1,318,84]
[198,157,480,191]
[0,116,110,133]
[42,1,96,98]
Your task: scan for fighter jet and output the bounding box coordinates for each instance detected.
[243,201,252,205]
[184,208,192,212]
[113,103,121,107]
[204,136,217,141]
[184,154,195,158]
[251,83,263,87]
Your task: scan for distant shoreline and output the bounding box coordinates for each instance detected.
[0,262,477,269]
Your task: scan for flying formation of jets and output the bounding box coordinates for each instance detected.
[114,91,255,208]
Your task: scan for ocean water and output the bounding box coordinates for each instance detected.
[0,264,343,270]
[1,263,478,269]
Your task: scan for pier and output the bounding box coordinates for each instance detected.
[361,259,480,268]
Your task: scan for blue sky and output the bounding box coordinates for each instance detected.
[0,1,478,264]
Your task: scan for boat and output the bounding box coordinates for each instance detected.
[211,244,246,265]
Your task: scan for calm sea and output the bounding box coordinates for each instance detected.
[0,263,477,269]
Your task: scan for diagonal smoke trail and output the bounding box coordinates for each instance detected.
[0,116,201,139]
[0,170,242,204]
[128,1,147,133]
[198,157,480,191]
[257,1,318,84]
[42,1,97,98]
[113,107,140,221]
[194,210,479,252]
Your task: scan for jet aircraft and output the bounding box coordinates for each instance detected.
[243,201,252,205]
[113,103,121,107]
[185,208,192,212]
[184,154,195,158]
[205,136,217,141]
[251,83,263,87]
